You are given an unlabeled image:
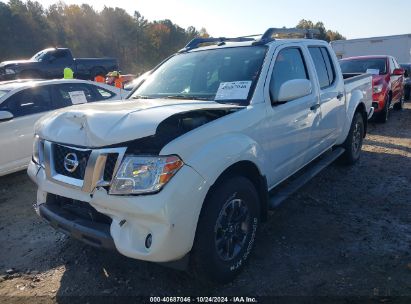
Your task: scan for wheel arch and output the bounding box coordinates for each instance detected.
[355,102,368,137]
[201,160,269,223]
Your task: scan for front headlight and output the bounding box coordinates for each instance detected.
[32,135,45,167]
[109,155,184,195]
[373,84,383,94]
[5,68,16,75]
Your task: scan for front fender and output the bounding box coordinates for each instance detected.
[179,133,267,186]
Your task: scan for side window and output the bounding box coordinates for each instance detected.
[270,48,308,102]
[53,83,99,109]
[3,86,52,117]
[309,47,331,89]
[320,47,336,85]
[389,58,395,74]
[94,86,115,99]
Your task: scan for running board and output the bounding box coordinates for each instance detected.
[268,147,345,209]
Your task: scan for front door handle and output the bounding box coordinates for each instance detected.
[337,92,344,100]
[310,104,320,111]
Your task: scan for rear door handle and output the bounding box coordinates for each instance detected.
[310,104,320,111]
[337,92,344,100]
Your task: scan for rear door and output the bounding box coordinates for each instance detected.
[0,86,52,173]
[306,45,346,157]
[262,45,320,186]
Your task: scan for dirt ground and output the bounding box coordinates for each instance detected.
[0,103,410,301]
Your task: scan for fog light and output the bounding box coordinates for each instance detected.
[145,234,152,249]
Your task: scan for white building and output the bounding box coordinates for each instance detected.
[331,34,411,63]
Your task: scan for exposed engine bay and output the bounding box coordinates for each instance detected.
[123,108,241,154]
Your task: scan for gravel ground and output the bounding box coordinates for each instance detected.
[0,102,410,300]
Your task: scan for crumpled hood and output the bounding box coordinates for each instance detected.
[36,99,241,147]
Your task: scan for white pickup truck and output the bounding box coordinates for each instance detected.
[28,28,373,283]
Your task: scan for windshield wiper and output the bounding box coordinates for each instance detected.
[166,95,210,100]
[131,95,153,99]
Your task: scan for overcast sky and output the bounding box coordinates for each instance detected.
[8,0,411,39]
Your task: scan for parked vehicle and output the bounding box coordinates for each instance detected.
[400,63,411,100]
[331,34,411,62]
[0,48,118,81]
[28,28,373,283]
[0,79,127,176]
[340,56,405,122]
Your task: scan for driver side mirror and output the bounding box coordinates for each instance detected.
[271,79,312,104]
[392,68,404,76]
[0,110,14,122]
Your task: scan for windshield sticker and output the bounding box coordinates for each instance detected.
[68,91,87,104]
[366,69,380,75]
[215,81,252,100]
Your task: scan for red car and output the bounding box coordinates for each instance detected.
[340,55,405,122]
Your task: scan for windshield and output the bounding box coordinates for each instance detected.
[340,58,387,75]
[0,90,10,99]
[130,46,267,105]
[30,50,48,62]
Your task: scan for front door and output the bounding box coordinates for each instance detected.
[0,86,52,174]
[260,46,320,188]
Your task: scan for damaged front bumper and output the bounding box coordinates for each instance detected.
[28,160,208,263]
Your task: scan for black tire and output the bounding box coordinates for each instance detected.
[377,95,390,123]
[393,94,404,110]
[191,176,260,283]
[18,70,42,79]
[91,67,106,80]
[405,88,410,101]
[341,111,364,165]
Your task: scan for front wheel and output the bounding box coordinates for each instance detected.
[377,96,390,123]
[341,111,364,165]
[191,176,260,283]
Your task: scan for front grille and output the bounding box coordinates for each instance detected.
[104,153,118,182]
[47,194,112,225]
[53,144,91,180]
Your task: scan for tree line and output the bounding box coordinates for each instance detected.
[0,0,345,74]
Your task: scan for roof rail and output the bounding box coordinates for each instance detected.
[254,28,321,45]
[178,28,321,52]
[178,36,256,52]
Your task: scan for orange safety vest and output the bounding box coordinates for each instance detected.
[114,77,124,89]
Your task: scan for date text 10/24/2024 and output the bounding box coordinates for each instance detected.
[149,297,258,303]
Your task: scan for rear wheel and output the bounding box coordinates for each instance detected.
[191,176,260,283]
[91,67,107,80]
[405,87,410,101]
[341,111,364,165]
[394,94,404,110]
